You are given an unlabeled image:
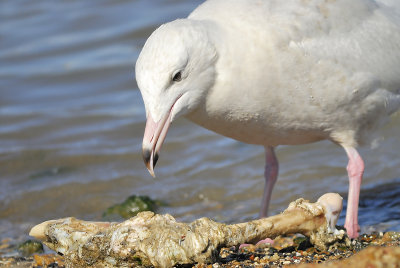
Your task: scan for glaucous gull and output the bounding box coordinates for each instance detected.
[135,0,400,238]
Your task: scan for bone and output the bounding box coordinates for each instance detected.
[30,193,345,267]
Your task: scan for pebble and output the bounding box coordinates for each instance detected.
[269,253,279,262]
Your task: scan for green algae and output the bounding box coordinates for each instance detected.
[103,195,163,220]
[18,240,44,256]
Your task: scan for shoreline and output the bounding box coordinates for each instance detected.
[1,231,399,267]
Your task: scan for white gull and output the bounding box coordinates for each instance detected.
[135,0,400,238]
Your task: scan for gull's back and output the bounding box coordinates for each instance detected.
[186,0,400,147]
[190,0,400,88]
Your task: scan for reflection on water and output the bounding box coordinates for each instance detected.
[1,0,399,241]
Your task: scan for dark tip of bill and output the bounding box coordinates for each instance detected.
[153,153,159,168]
[142,149,151,164]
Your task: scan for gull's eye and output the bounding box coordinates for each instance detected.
[172,71,182,82]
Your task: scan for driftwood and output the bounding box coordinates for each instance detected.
[30,193,345,267]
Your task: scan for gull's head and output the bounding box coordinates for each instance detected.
[135,19,218,176]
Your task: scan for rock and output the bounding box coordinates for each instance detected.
[33,254,65,267]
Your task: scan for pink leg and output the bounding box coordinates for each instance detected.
[343,147,365,238]
[240,147,278,248]
[259,146,279,218]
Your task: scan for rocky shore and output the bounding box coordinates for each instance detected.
[1,195,399,267]
[0,231,399,267]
